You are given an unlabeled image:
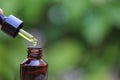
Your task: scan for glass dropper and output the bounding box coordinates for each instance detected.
[0,14,37,46]
[18,29,37,46]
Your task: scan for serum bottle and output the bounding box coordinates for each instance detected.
[20,47,48,80]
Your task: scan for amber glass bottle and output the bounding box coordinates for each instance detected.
[20,47,48,80]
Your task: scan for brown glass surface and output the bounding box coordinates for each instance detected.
[20,47,48,80]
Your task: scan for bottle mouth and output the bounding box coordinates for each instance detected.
[27,47,42,58]
[28,46,41,50]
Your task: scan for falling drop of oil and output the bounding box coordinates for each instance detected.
[33,38,37,46]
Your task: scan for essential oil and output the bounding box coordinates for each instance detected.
[20,47,48,80]
[18,29,38,46]
[33,38,37,46]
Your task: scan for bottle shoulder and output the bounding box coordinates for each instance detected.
[21,58,47,66]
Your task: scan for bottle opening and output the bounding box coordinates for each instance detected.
[27,47,42,58]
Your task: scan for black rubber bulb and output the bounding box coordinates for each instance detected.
[0,14,23,38]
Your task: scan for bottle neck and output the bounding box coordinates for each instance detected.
[27,47,42,59]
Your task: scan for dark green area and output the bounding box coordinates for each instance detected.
[0,0,120,80]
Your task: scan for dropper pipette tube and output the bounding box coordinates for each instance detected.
[18,29,37,46]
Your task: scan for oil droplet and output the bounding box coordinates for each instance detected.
[33,38,37,46]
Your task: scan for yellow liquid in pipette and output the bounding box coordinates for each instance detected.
[18,29,37,46]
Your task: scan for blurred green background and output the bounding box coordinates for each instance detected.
[0,0,120,80]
